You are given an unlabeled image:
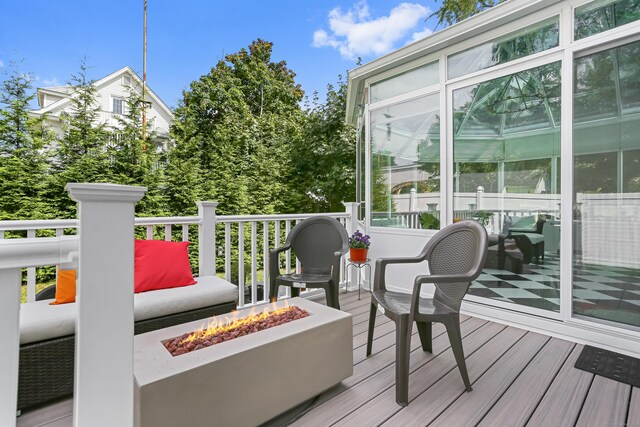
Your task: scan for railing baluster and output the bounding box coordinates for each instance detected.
[295,220,301,274]
[182,224,189,242]
[27,229,36,302]
[146,225,153,240]
[164,224,172,241]
[285,220,291,274]
[251,221,257,305]
[224,223,231,282]
[284,220,291,298]
[238,222,245,308]
[262,221,269,304]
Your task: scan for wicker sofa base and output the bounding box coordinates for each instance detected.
[18,301,237,412]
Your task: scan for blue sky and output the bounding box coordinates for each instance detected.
[0,1,441,109]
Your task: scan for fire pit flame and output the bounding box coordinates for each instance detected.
[163,301,310,356]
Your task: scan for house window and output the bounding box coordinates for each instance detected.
[122,75,132,86]
[113,97,124,115]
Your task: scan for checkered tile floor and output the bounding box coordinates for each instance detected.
[467,255,640,327]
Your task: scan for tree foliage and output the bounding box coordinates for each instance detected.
[431,0,504,27]
[291,76,356,212]
[0,41,358,225]
[0,62,54,220]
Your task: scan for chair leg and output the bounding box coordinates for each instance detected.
[325,285,340,310]
[416,321,432,353]
[444,317,472,392]
[395,316,411,406]
[291,287,301,298]
[366,303,377,357]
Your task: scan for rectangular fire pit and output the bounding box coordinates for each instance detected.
[133,298,353,427]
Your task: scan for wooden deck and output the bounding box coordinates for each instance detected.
[17,291,640,427]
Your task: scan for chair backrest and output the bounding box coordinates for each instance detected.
[285,216,349,275]
[424,220,488,311]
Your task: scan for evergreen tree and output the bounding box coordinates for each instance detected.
[291,76,356,212]
[110,85,165,215]
[48,59,112,217]
[168,39,304,216]
[0,62,54,220]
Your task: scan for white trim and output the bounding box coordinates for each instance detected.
[367,82,440,111]
[439,52,449,227]
[445,12,562,79]
[560,3,574,323]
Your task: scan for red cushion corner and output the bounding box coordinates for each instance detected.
[134,240,196,293]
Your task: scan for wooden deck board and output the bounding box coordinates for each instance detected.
[477,338,575,427]
[526,344,594,427]
[575,375,631,427]
[292,317,489,427]
[627,387,640,425]
[16,291,638,427]
[378,326,529,427]
[332,321,511,427]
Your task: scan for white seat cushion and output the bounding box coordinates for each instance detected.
[19,276,237,345]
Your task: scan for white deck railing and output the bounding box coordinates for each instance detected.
[0,185,359,426]
[0,205,357,308]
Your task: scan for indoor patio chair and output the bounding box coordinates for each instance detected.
[268,216,349,310]
[366,220,488,406]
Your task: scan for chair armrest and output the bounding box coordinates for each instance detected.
[269,245,291,284]
[410,274,476,316]
[374,255,427,292]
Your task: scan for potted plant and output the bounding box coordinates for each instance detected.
[349,230,371,262]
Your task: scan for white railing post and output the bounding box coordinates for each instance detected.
[197,201,218,277]
[343,202,360,291]
[0,267,21,426]
[67,183,146,427]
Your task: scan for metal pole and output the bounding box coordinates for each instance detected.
[142,0,147,149]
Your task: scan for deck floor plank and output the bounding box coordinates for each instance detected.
[292,317,491,427]
[331,321,511,427]
[575,375,631,427]
[16,292,637,427]
[526,344,594,427]
[374,326,528,427]
[627,387,640,426]
[477,338,575,427]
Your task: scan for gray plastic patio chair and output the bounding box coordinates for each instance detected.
[366,220,488,406]
[268,216,349,310]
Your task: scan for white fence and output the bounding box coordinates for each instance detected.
[0,205,357,309]
[0,184,358,427]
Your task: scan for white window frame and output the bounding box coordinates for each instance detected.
[112,96,125,115]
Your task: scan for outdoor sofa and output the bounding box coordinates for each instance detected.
[18,276,238,412]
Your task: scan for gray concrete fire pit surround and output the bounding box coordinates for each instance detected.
[133,298,353,427]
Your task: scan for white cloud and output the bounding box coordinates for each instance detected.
[42,77,61,86]
[313,1,430,60]
[409,28,433,43]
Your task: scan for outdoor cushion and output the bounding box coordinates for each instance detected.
[19,276,237,345]
[50,268,77,305]
[134,240,196,293]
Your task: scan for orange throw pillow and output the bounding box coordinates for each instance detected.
[134,240,196,293]
[50,268,77,305]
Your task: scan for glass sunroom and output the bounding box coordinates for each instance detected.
[347,0,640,355]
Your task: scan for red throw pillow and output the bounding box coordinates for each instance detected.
[134,240,196,293]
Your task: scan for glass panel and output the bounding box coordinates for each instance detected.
[575,0,640,40]
[447,18,559,79]
[573,40,640,328]
[453,61,561,312]
[370,94,440,229]
[370,62,439,103]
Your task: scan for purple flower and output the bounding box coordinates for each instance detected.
[349,230,371,249]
